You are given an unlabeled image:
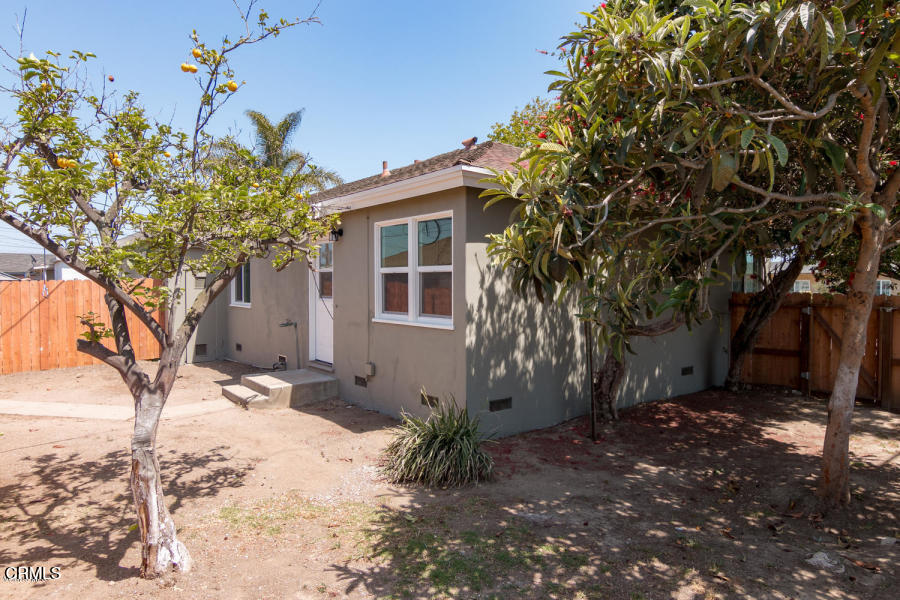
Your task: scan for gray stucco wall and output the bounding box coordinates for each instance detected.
[464,191,588,437]
[617,284,731,409]
[331,189,468,420]
[221,256,310,370]
[464,190,731,435]
[168,248,226,364]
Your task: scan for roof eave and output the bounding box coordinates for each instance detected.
[318,165,499,213]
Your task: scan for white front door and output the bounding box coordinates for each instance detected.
[310,242,334,364]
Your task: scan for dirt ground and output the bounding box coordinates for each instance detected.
[0,363,898,600]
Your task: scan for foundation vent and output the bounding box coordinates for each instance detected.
[354,376,368,388]
[681,366,694,376]
[420,393,439,408]
[489,397,512,412]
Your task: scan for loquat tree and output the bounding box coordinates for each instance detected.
[484,0,899,507]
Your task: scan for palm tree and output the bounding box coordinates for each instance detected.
[245,109,342,192]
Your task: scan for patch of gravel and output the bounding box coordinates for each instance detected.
[309,464,381,506]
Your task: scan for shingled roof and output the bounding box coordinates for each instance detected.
[311,140,523,203]
[0,253,45,275]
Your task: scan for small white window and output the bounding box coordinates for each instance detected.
[374,211,452,328]
[231,262,251,307]
[877,280,892,296]
[792,279,811,293]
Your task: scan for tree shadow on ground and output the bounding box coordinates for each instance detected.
[329,389,899,599]
[0,445,253,583]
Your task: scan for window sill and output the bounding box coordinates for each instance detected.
[372,317,453,331]
[230,302,252,309]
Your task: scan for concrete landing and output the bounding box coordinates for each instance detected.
[223,369,339,409]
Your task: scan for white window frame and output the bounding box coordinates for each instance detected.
[877,279,892,296]
[230,262,251,308]
[792,279,811,293]
[373,210,453,330]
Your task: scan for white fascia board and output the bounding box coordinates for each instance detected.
[319,165,502,213]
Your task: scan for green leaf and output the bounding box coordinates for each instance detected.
[821,140,846,174]
[712,153,736,192]
[539,142,568,153]
[830,6,846,50]
[766,134,788,166]
[740,128,754,149]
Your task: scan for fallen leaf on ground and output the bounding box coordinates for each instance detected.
[840,555,881,572]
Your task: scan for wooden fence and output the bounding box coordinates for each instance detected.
[731,292,900,412]
[0,279,162,375]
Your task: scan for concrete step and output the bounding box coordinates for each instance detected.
[222,384,266,408]
[239,369,339,409]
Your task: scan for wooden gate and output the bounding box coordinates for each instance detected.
[0,279,163,375]
[730,292,900,412]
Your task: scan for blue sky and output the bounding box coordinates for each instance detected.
[0,0,592,252]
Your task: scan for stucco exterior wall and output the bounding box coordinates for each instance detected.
[168,249,225,364]
[464,191,588,437]
[616,284,731,409]
[331,189,468,420]
[221,256,310,370]
[463,190,730,434]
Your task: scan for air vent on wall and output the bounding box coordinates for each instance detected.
[354,376,367,388]
[195,343,207,356]
[421,393,439,408]
[235,343,242,352]
[489,397,512,412]
[681,366,694,376]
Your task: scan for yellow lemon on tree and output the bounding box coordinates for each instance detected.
[226,80,238,92]
[180,63,190,72]
[192,48,202,59]
[164,151,171,158]
[251,182,260,189]
[187,64,198,74]
[56,157,66,168]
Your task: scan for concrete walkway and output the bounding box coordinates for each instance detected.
[0,398,236,421]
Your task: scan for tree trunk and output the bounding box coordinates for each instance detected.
[819,215,884,506]
[725,252,806,390]
[131,387,192,577]
[593,350,626,422]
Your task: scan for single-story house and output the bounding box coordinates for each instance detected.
[0,253,54,280]
[182,139,731,436]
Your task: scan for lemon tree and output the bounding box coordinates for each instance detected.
[0,7,337,577]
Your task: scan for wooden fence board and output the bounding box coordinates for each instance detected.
[0,279,162,374]
[731,292,900,411]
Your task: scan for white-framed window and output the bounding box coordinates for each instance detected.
[792,279,811,293]
[231,262,251,307]
[374,211,453,328]
[877,279,893,296]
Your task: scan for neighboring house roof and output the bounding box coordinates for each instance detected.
[0,253,46,275]
[312,140,523,209]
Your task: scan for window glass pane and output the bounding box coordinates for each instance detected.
[420,272,452,317]
[418,217,452,266]
[243,263,251,303]
[380,224,408,268]
[319,243,333,269]
[234,266,244,302]
[319,272,333,298]
[382,273,408,314]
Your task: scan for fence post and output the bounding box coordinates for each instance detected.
[800,301,812,395]
[878,306,893,411]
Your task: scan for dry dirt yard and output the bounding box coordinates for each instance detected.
[0,362,898,600]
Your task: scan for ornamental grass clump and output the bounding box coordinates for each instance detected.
[381,394,494,487]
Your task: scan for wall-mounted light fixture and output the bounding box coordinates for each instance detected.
[329,228,344,242]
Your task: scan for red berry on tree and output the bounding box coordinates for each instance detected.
[538,131,548,139]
